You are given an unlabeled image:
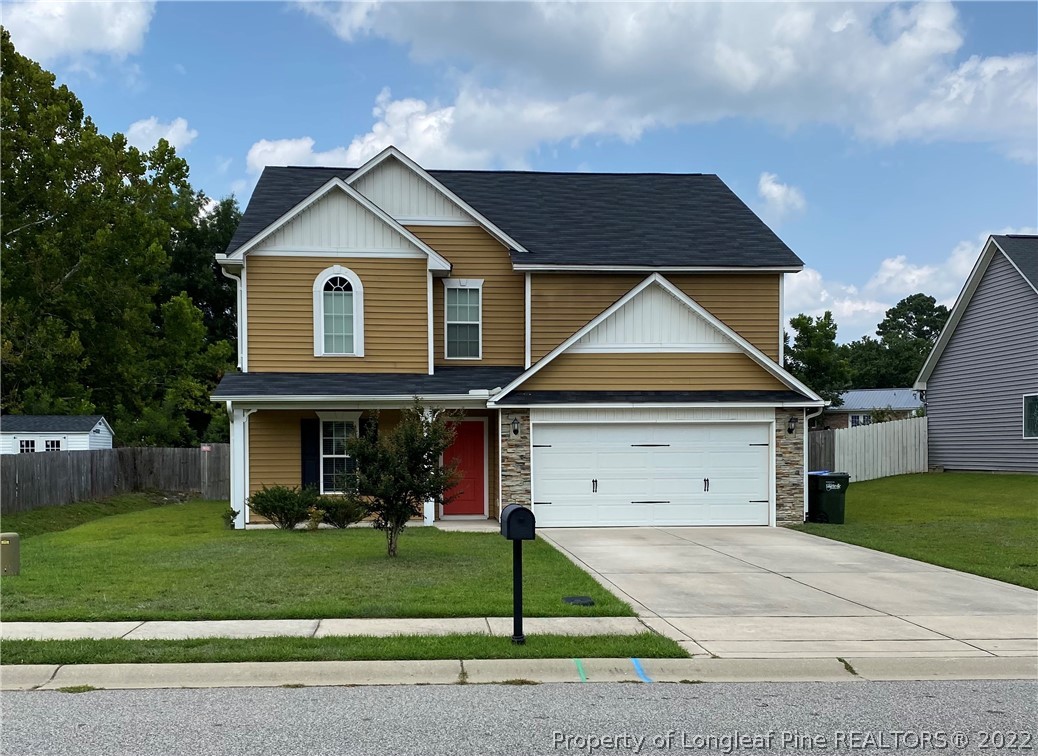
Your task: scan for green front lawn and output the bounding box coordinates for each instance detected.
[795,472,1038,590]
[0,633,685,665]
[0,500,631,621]
[0,493,174,539]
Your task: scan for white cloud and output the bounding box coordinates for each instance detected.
[757,172,806,222]
[4,0,155,64]
[298,1,1037,162]
[785,226,1038,341]
[125,117,198,152]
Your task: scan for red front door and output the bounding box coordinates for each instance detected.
[443,421,486,516]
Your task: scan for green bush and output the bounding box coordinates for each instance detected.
[320,495,367,529]
[222,507,239,529]
[247,485,309,530]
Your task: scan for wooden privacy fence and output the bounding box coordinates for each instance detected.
[1,444,229,514]
[808,416,928,483]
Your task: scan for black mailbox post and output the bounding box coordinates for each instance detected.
[500,504,536,644]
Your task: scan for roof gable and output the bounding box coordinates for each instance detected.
[490,274,823,404]
[350,154,473,225]
[221,177,450,271]
[346,147,527,252]
[916,235,1038,388]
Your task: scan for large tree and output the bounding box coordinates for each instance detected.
[784,311,850,406]
[1,29,233,444]
[844,294,950,388]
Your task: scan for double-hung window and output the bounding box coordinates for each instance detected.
[1024,394,1038,439]
[444,279,483,359]
[19,440,35,454]
[45,440,61,452]
[318,411,360,494]
[313,266,364,357]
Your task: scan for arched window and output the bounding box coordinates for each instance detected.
[313,266,364,356]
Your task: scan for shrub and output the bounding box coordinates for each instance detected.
[247,485,309,530]
[222,507,239,529]
[320,495,367,529]
[305,505,324,531]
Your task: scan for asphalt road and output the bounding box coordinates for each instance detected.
[1,681,1035,756]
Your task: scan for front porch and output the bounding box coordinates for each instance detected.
[229,405,505,528]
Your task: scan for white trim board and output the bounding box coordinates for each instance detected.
[220,176,451,272]
[492,273,824,404]
[346,147,528,254]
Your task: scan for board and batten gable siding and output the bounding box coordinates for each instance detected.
[407,226,525,366]
[251,189,421,253]
[520,352,789,391]
[353,158,472,222]
[246,255,429,373]
[927,250,1038,472]
[529,273,781,363]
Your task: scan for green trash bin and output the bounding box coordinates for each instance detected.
[807,472,850,524]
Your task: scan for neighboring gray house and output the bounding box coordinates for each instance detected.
[819,388,923,430]
[915,234,1038,472]
[0,415,114,454]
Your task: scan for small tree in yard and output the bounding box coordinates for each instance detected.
[343,401,462,557]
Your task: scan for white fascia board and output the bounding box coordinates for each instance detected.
[346,146,529,254]
[512,264,803,273]
[915,237,997,390]
[227,176,452,272]
[488,401,825,409]
[215,254,243,269]
[493,273,823,403]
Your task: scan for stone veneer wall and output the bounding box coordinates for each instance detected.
[499,410,531,510]
[775,408,806,524]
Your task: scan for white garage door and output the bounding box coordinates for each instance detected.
[531,423,770,527]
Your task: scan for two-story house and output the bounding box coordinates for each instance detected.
[213,147,824,529]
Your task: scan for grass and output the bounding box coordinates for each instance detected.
[0,500,631,621]
[794,472,1038,590]
[0,633,685,665]
[0,493,175,539]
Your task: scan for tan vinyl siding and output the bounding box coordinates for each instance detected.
[521,352,788,391]
[248,409,401,524]
[247,256,428,373]
[529,273,781,362]
[407,226,525,366]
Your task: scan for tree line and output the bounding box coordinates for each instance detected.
[1,29,239,445]
[783,293,950,406]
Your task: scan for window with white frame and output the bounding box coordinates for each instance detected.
[313,266,364,357]
[1024,394,1038,439]
[19,440,35,453]
[45,440,61,452]
[444,279,483,359]
[318,412,360,494]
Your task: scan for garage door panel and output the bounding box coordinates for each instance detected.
[532,422,771,527]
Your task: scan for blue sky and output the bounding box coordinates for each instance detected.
[6,1,1037,341]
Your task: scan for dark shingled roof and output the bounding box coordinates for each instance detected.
[1,415,106,433]
[993,235,1038,290]
[494,390,814,405]
[226,167,804,269]
[213,367,525,399]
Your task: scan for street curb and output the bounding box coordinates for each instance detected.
[2,656,1034,691]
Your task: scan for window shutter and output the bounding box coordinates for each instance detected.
[301,419,320,489]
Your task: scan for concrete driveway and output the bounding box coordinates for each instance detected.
[541,527,1038,659]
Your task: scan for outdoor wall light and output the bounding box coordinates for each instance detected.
[787,416,799,434]
[511,416,521,436]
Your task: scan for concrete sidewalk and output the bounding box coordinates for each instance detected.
[0,616,647,642]
[3,656,1035,691]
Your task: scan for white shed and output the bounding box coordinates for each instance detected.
[0,415,114,454]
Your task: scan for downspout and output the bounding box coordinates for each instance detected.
[220,266,243,371]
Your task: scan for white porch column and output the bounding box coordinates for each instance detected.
[228,404,249,530]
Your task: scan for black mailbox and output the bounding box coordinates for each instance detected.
[500,504,536,541]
